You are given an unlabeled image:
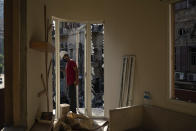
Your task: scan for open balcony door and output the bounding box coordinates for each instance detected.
[53,17,104,119]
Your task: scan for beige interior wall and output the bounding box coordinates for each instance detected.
[26,0,196,128]
[47,0,196,117]
[47,0,169,117]
[106,0,196,117]
[103,0,169,117]
[27,0,52,129]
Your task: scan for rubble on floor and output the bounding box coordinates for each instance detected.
[53,112,108,131]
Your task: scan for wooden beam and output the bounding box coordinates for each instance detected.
[30,42,55,53]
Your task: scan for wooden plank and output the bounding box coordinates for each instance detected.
[30,42,55,53]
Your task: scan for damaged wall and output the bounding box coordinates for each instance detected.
[46,0,196,118]
[27,0,53,129]
[27,0,44,129]
[26,0,196,129]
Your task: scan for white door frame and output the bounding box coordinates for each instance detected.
[54,18,61,119]
[52,16,104,119]
[85,23,92,117]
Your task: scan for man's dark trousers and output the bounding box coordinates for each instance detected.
[68,84,76,113]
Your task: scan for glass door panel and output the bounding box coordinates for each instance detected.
[91,24,104,117]
[59,21,86,114]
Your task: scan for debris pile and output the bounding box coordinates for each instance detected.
[53,112,108,131]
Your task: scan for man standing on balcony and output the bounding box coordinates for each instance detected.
[61,51,79,113]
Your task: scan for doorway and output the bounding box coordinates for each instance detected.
[52,18,104,118]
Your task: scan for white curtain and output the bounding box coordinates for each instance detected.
[119,55,136,107]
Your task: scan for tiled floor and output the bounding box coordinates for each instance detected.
[30,123,52,131]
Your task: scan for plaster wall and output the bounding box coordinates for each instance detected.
[47,0,196,117]
[27,0,53,129]
[26,0,196,129]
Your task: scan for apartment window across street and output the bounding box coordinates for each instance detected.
[171,0,196,103]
